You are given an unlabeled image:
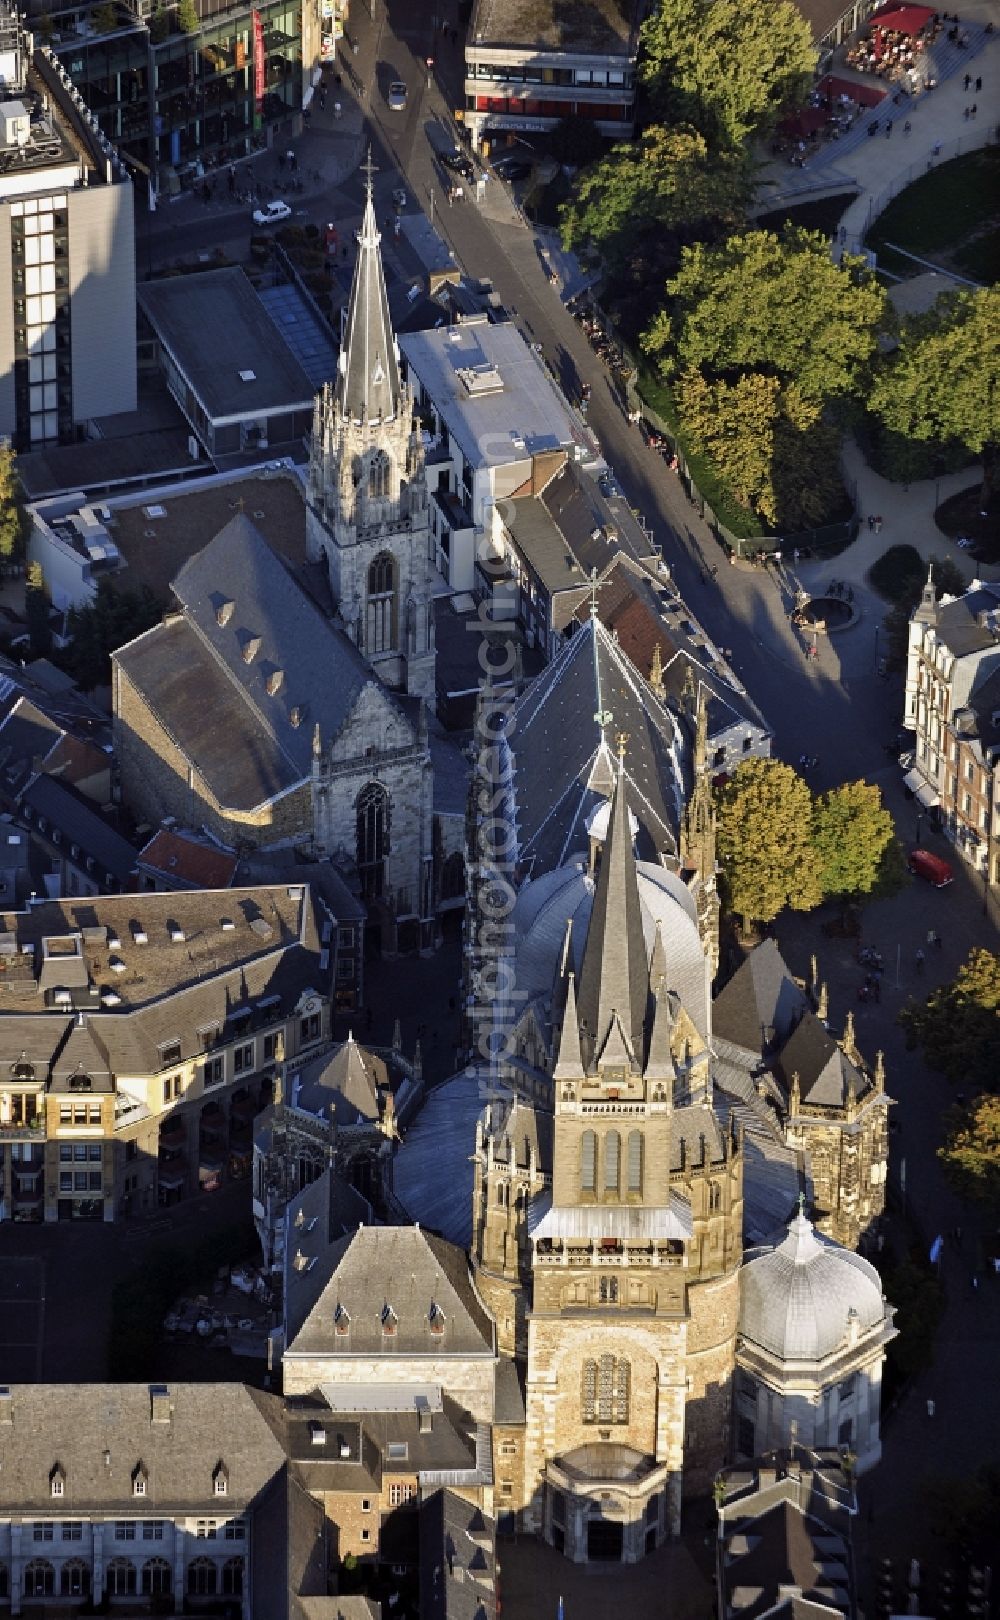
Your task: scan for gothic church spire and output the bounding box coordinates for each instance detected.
[338,150,401,426]
[576,746,648,1072]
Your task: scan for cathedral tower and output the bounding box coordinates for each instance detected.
[307,154,436,708]
[680,684,721,979]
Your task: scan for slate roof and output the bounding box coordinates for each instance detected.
[722,1488,854,1620]
[115,515,404,813]
[138,827,238,890]
[565,557,770,746]
[502,458,657,602]
[420,1488,497,1620]
[137,268,314,423]
[21,773,138,884]
[0,1383,286,1512]
[777,1013,864,1109]
[285,1226,495,1360]
[712,941,810,1055]
[394,1071,490,1248]
[575,765,649,1070]
[290,1033,400,1125]
[934,583,1000,659]
[338,174,402,425]
[507,615,685,873]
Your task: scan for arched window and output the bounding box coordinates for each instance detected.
[599,1276,619,1304]
[356,782,390,899]
[222,1558,245,1597]
[142,1558,172,1597]
[188,1558,217,1596]
[368,449,391,500]
[627,1131,643,1196]
[580,1130,596,1195]
[106,1559,136,1597]
[24,1561,55,1598]
[366,552,398,654]
[61,1560,90,1598]
[709,1182,722,1212]
[582,1355,630,1425]
[604,1130,620,1195]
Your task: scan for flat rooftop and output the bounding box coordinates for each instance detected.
[399,319,576,471]
[138,268,315,424]
[107,472,306,599]
[469,0,639,54]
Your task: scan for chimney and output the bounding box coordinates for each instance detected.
[149,1384,171,1425]
[417,1401,433,1435]
[0,1386,11,1424]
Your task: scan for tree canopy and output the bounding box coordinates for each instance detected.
[716,757,821,930]
[640,0,815,152]
[938,1092,1000,1213]
[65,578,164,691]
[0,444,30,562]
[811,781,895,899]
[25,560,51,658]
[644,229,887,411]
[559,125,748,289]
[900,947,1000,1089]
[869,286,1000,511]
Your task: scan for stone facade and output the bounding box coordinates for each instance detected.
[281,1353,498,1423]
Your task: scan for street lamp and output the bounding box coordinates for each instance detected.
[873,621,880,676]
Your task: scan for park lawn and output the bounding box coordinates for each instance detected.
[955,224,1000,285]
[868,147,1000,279]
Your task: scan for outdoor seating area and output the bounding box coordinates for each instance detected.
[846,4,942,88]
[774,74,885,162]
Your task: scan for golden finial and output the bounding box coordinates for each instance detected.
[235,495,245,514]
[616,731,628,762]
[589,566,600,619]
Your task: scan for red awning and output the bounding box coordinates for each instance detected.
[817,73,886,108]
[870,3,934,33]
[779,104,829,136]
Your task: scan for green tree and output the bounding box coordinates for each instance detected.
[36,12,54,41]
[91,2,118,31]
[811,780,895,900]
[560,125,748,288]
[176,0,199,33]
[0,443,30,561]
[548,113,606,168]
[149,3,169,43]
[644,229,887,413]
[869,286,1000,512]
[716,757,822,932]
[65,578,163,690]
[938,1093,1000,1212]
[900,947,1000,1089]
[25,560,51,658]
[640,0,815,152]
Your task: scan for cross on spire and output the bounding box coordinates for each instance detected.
[361,146,379,197]
[616,731,629,763]
[589,566,600,619]
[797,1190,806,1215]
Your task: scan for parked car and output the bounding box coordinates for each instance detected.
[441,149,474,180]
[253,199,291,226]
[493,157,531,182]
[908,848,954,887]
[387,81,408,111]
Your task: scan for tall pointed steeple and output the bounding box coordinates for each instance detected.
[576,741,648,1071]
[338,149,401,426]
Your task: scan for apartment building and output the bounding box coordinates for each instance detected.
[0,1382,285,1618]
[905,571,1000,891]
[464,0,641,153]
[0,6,136,449]
[0,880,359,1222]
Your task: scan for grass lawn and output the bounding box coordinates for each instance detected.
[757,192,857,239]
[867,147,1000,281]
[936,479,1000,562]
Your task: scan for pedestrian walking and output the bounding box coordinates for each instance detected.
[875,515,883,532]
[932,140,942,157]
[927,928,937,947]
[963,71,971,90]
[885,119,893,137]
[915,947,925,972]
[868,514,874,531]
[971,103,977,118]
[278,150,286,171]
[926,1399,936,1418]
[964,105,970,119]
[904,119,912,134]
[975,75,982,91]
[934,931,943,950]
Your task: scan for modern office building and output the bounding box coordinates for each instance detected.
[464,0,641,153]
[0,6,136,449]
[46,0,318,194]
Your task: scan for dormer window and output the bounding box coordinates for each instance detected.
[428,1302,445,1335]
[50,1463,65,1498]
[132,1461,148,1497]
[334,1303,350,1336]
[380,1303,397,1336]
[212,1461,229,1497]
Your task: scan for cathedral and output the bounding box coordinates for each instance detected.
[306,156,437,710]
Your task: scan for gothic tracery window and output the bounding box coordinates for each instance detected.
[356,782,390,899]
[368,449,391,500]
[582,1354,630,1425]
[580,1130,596,1195]
[367,551,397,654]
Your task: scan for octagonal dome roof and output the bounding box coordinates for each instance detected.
[740,1208,887,1363]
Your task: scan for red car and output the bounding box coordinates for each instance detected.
[908,848,954,887]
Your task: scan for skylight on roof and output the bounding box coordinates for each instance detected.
[239,369,257,383]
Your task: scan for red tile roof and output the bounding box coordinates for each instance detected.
[138,828,237,890]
